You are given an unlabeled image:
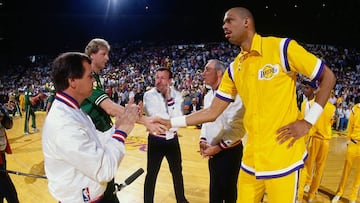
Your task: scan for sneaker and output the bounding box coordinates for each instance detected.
[295,200,302,203]
[331,195,340,203]
[32,128,39,133]
[349,201,356,203]
[304,185,310,193]
[308,199,314,203]
[24,131,29,135]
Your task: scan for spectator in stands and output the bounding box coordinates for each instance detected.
[339,103,353,131]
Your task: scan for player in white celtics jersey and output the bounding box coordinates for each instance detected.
[155,7,336,203]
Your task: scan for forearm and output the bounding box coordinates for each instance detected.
[315,66,336,107]
[100,98,124,117]
[186,108,219,126]
[171,98,229,128]
[304,66,335,125]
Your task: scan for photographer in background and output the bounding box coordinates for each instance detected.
[0,103,19,203]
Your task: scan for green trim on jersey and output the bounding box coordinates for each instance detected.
[80,72,112,132]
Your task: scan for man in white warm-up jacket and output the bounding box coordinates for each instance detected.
[42,52,139,203]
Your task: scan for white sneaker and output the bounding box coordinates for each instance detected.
[349,201,355,203]
[304,185,310,193]
[32,128,39,133]
[308,199,314,203]
[331,195,340,203]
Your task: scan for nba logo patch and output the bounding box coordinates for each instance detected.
[82,187,91,202]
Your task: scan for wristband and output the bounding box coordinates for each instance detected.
[170,116,187,128]
[112,129,128,143]
[199,138,207,144]
[304,102,323,125]
[167,98,175,106]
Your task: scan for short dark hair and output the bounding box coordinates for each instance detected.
[155,67,173,79]
[51,52,91,91]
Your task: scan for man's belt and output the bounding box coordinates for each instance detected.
[149,132,177,139]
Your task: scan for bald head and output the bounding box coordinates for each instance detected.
[227,7,255,27]
[231,7,253,19]
[223,7,256,49]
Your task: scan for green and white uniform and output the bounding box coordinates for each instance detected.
[81,72,112,132]
[24,87,36,133]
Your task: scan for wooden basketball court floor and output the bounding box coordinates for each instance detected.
[3,111,359,203]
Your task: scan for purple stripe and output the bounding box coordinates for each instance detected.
[241,152,307,179]
[115,129,128,138]
[256,165,303,179]
[112,134,125,143]
[241,166,256,175]
[283,38,292,72]
[227,66,234,81]
[168,101,175,106]
[55,91,80,109]
[314,61,325,80]
[215,93,234,102]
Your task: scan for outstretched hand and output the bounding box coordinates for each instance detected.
[276,119,312,148]
[115,100,139,135]
[135,101,168,134]
[150,116,172,132]
[143,116,168,135]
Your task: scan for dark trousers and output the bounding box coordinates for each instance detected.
[102,178,119,203]
[0,153,19,203]
[144,135,187,203]
[14,102,22,117]
[24,106,36,133]
[208,143,243,203]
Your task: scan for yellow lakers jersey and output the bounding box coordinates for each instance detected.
[347,103,360,140]
[217,33,325,178]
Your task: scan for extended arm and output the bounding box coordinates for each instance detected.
[155,97,230,129]
[99,98,165,133]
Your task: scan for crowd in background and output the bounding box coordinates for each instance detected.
[0,40,359,131]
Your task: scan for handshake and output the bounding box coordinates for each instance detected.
[112,102,181,136]
[144,115,189,135]
[142,116,173,135]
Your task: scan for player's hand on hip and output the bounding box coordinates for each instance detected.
[276,119,312,148]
